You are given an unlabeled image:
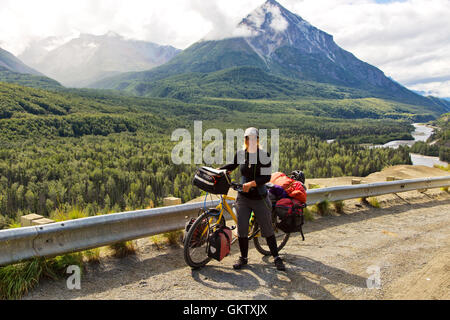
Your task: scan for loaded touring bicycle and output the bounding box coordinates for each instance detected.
[184,167,306,269]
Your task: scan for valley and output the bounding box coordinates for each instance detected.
[0,1,448,231]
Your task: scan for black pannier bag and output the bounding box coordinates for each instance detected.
[274,197,306,241]
[193,167,231,195]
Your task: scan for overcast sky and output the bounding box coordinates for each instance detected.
[0,0,449,97]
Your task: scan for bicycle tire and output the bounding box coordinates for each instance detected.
[253,213,290,256]
[183,210,225,269]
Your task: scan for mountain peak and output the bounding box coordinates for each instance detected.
[105,31,121,38]
[240,0,313,36]
[264,0,283,7]
[241,0,287,33]
[238,0,327,59]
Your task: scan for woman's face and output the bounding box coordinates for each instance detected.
[246,136,258,153]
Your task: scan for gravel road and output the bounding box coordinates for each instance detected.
[24,189,450,300]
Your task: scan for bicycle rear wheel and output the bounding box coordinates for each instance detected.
[253,212,290,256]
[183,210,224,269]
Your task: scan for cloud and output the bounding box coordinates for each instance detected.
[268,5,289,32]
[408,81,450,98]
[0,0,448,97]
[282,0,450,97]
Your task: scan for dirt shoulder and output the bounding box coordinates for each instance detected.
[24,188,450,300]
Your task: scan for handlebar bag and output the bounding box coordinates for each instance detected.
[193,167,231,195]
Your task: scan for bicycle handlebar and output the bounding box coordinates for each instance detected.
[230,182,275,193]
[230,182,243,192]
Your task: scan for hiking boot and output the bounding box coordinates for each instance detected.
[274,257,286,271]
[233,257,248,270]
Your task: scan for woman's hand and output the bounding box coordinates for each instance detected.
[243,181,257,193]
[216,168,232,175]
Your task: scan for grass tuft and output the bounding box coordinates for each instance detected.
[150,235,165,250]
[8,222,22,229]
[364,197,381,208]
[434,164,450,172]
[359,197,369,205]
[163,230,183,246]
[53,207,88,222]
[0,259,43,300]
[332,200,345,214]
[314,200,331,216]
[83,248,101,264]
[303,207,315,222]
[109,241,136,258]
[0,253,84,300]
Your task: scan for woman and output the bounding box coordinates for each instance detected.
[220,127,286,271]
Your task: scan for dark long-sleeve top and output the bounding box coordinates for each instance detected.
[220,149,272,200]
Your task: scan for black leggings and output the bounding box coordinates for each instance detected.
[235,193,274,238]
[238,235,279,259]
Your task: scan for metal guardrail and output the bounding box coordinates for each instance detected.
[1,176,449,266]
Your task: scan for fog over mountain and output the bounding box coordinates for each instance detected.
[19,32,181,87]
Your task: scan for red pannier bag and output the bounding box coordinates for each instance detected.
[270,172,307,204]
[274,197,305,240]
[207,226,232,262]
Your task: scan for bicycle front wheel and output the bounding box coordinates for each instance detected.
[253,212,290,256]
[183,210,224,269]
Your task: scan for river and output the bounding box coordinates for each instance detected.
[374,123,448,167]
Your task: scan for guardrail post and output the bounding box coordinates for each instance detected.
[21,214,45,227]
[352,179,367,203]
[163,197,182,206]
[32,218,55,226]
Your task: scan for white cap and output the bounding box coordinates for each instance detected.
[244,127,259,138]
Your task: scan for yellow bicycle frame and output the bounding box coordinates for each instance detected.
[200,195,260,239]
